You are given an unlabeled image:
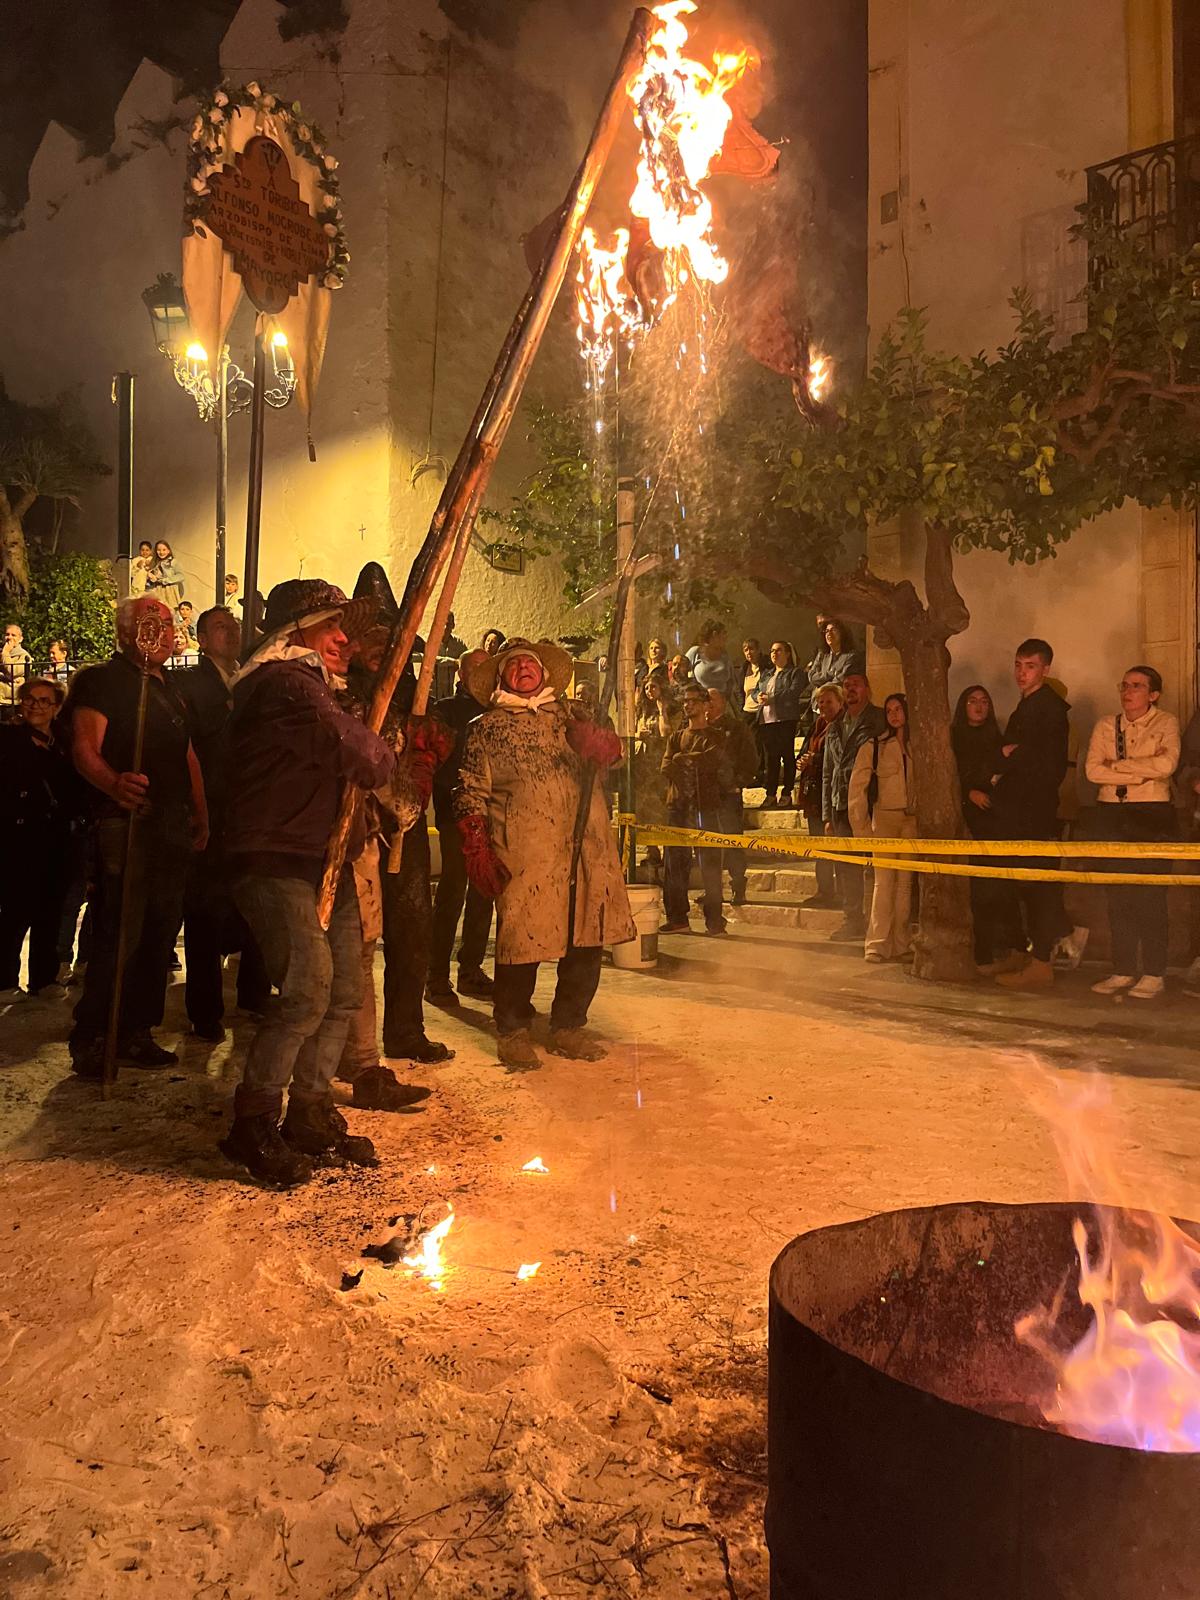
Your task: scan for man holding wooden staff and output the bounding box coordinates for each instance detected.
[219,579,394,1187]
[454,638,633,1072]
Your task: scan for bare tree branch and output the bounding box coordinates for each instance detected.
[922,520,971,639]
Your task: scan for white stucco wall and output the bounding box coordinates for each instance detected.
[864,0,1160,742]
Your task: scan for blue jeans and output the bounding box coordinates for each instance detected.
[232,872,363,1117]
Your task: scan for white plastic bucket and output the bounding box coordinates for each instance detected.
[612,884,662,970]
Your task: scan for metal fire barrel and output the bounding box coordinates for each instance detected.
[767,1201,1200,1600]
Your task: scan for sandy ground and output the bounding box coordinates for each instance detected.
[3,928,1200,1599]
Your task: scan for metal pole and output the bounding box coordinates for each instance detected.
[615,475,638,882]
[113,372,134,568]
[215,352,228,608]
[241,328,267,653]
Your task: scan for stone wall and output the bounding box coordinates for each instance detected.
[0,0,867,662]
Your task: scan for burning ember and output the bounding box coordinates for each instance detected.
[520,1156,550,1175]
[516,1262,542,1281]
[807,352,832,404]
[574,0,751,381]
[1015,1075,1200,1453]
[403,1203,455,1293]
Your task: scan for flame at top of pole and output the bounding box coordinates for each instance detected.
[628,0,749,291]
[574,0,751,381]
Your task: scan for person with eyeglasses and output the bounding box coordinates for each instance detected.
[1085,665,1180,1001]
[0,677,80,1000]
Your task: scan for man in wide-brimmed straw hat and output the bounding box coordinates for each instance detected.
[454,637,634,1071]
[219,578,394,1187]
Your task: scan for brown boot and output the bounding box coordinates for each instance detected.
[996,958,1053,990]
[497,1029,542,1073]
[546,1026,607,1061]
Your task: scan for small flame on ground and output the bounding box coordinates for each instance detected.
[1015,1072,1200,1453]
[516,1262,541,1281]
[403,1203,455,1293]
[425,1164,438,1175]
[521,1157,550,1174]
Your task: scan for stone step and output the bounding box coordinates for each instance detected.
[728,901,844,932]
[746,867,819,896]
[744,808,805,832]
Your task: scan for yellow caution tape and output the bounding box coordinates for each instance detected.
[616,819,1200,888]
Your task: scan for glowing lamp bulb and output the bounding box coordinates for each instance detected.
[271,329,289,349]
[184,341,208,364]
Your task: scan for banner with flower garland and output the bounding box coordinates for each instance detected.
[181,81,348,427]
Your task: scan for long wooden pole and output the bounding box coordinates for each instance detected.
[317,7,655,926]
[241,327,267,654]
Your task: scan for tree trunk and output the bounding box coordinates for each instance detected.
[801,519,977,984]
[892,628,976,982]
[0,488,33,599]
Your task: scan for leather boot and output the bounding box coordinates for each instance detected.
[282,1098,378,1167]
[350,1065,431,1113]
[220,1114,314,1188]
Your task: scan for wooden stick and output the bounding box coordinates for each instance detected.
[412,483,480,716]
[317,8,655,927]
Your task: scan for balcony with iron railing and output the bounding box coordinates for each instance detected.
[1084,135,1200,278]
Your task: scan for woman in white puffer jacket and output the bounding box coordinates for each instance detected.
[848,693,915,963]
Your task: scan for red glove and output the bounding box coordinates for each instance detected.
[566,715,622,769]
[404,714,455,809]
[457,814,509,900]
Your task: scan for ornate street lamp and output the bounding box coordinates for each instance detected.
[140,271,296,603]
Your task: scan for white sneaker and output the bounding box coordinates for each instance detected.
[1091,974,1136,995]
[1054,926,1091,969]
[0,987,27,1004]
[1128,975,1165,1001]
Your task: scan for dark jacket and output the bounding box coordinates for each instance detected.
[993,684,1069,833]
[662,723,734,813]
[432,683,486,817]
[713,709,759,790]
[224,657,394,882]
[822,702,887,820]
[0,722,81,850]
[952,721,1005,838]
[176,656,234,829]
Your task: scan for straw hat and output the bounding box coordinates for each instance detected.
[461,636,573,704]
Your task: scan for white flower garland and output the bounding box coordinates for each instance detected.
[184,80,348,290]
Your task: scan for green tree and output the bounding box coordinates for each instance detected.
[15,548,116,661]
[0,380,109,599]
[756,219,1200,979]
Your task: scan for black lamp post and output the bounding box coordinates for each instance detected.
[140,271,295,607]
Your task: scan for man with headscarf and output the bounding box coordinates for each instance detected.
[220,579,393,1187]
[454,638,634,1072]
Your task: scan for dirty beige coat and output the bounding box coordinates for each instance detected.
[455,700,635,964]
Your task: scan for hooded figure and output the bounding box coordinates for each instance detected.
[454,637,634,1072]
[335,560,455,1072]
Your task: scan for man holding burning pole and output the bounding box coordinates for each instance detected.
[454,638,634,1072]
[219,580,393,1187]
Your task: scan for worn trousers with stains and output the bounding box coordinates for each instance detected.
[493,944,603,1037]
[381,818,433,1054]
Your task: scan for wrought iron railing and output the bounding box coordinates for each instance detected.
[1085,136,1200,275]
